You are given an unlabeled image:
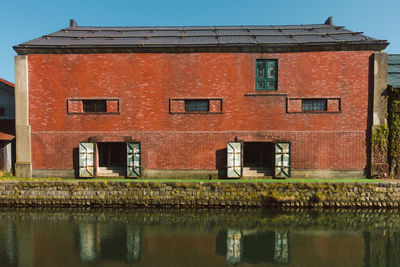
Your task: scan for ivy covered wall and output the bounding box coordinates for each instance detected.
[371,87,400,178]
[388,87,400,178]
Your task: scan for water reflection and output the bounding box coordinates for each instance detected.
[0,208,399,266]
[3,224,16,266]
[218,229,289,265]
[226,229,242,264]
[78,224,97,262]
[78,223,141,264]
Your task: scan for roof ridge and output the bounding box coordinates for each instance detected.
[0,78,14,87]
[63,24,335,31]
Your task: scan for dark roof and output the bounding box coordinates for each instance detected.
[0,78,14,95]
[388,54,400,87]
[14,18,389,54]
[0,78,14,88]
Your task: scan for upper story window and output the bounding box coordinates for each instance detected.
[302,99,327,112]
[83,100,107,113]
[185,99,210,112]
[256,59,277,90]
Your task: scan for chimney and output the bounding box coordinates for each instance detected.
[325,16,333,25]
[70,19,78,28]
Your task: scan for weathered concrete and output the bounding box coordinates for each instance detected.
[143,169,219,179]
[291,169,364,178]
[0,180,399,209]
[14,55,31,178]
[33,169,75,178]
[373,52,388,127]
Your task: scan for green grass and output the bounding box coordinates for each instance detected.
[123,178,381,183]
[0,170,385,183]
[0,176,383,183]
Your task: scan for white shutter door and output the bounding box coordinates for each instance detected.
[79,142,94,178]
[227,142,242,178]
[275,142,291,178]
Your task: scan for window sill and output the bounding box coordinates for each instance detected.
[170,112,224,115]
[68,112,120,115]
[245,92,287,97]
[287,111,341,114]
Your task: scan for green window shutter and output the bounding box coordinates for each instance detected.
[256,59,277,90]
[256,60,267,90]
[127,142,141,177]
[227,142,242,178]
[79,142,94,178]
[274,142,290,178]
[266,60,277,90]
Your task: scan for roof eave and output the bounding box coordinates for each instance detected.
[13,42,389,55]
[0,78,15,88]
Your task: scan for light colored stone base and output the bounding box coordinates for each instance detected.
[291,169,364,178]
[15,162,32,178]
[32,169,75,178]
[143,169,219,179]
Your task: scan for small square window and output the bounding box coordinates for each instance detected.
[256,59,277,90]
[83,100,107,113]
[302,99,327,112]
[185,100,209,112]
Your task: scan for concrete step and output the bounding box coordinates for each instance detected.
[98,167,125,173]
[243,167,273,177]
[97,167,126,177]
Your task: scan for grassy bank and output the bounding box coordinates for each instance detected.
[0,171,384,183]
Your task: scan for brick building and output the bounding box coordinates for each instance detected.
[13,18,388,178]
[0,78,15,172]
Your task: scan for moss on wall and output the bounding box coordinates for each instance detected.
[388,87,400,178]
[0,180,398,209]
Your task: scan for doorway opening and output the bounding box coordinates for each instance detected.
[97,142,126,177]
[98,142,126,167]
[243,142,274,176]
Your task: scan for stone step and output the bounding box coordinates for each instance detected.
[97,167,126,177]
[243,167,272,177]
[98,169,124,173]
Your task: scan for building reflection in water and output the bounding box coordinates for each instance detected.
[4,224,16,266]
[78,223,141,263]
[79,223,98,262]
[2,210,400,266]
[226,229,242,264]
[1,222,34,267]
[274,231,289,264]
[218,229,290,265]
[126,225,141,262]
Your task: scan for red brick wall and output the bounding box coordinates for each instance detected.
[31,131,366,171]
[27,51,373,171]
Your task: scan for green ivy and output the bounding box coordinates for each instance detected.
[389,87,400,178]
[371,122,389,164]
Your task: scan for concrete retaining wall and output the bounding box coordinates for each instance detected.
[1,180,400,208]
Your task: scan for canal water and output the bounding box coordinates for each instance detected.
[0,208,399,267]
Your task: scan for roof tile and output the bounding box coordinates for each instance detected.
[14,22,389,53]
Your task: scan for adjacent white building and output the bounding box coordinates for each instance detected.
[0,78,15,172]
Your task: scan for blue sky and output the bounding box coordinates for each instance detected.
[1,0,399,82]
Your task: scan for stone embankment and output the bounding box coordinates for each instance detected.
[0,180,399,208]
